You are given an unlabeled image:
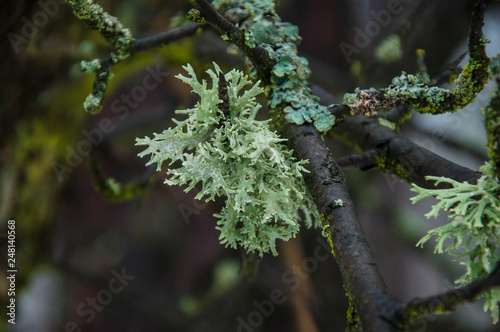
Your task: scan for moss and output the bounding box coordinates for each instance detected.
[375,156,412,183]
[345,285,360,331]
[186,8,206,23]
[484,81,500,177]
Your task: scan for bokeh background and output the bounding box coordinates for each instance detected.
[1,0,500,331]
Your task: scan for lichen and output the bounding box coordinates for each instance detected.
[212,0,335,132]
[377,118,396,130]
[186,8,206,23]
[67,0,135,114]
[411,162,500,322]
[374,34,403,65]
[67,0,134,62]
[136,63,320,256]
[343,24,490,116]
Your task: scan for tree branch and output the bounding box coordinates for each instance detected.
[311,85,482,188]
[185,1,493,330]
[396,262,500,329]
[132,22,206,53]
[286,123,398,332]
[336,150,381,171]
[334,115,482,188]
[192,0,274,83]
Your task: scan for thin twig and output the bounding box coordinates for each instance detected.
[396,262,500,329]
[133,22,207,53]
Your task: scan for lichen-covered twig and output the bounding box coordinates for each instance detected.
[66,0,135,62]
[133,22,206,53]
[343,0,490,116]
[66,0,134,114]
[310,85,481,189]
[396,261,500,329]
[67,0,205,114]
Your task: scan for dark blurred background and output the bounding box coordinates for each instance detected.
[1,0,500,331]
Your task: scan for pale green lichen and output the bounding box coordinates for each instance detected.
[80,58,102,72]
[321,224,330,238]
[136,63,320,256]
[377,117,396,130]
[212,0,335,132]
[411,162,500,322]
[374,34,403,65]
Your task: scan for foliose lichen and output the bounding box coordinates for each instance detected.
[212,0,335,132]
[136,63,320,256]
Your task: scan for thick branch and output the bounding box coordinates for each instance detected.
[334,116,482,188]
[286,123,398,332]
[133,22,206,53]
